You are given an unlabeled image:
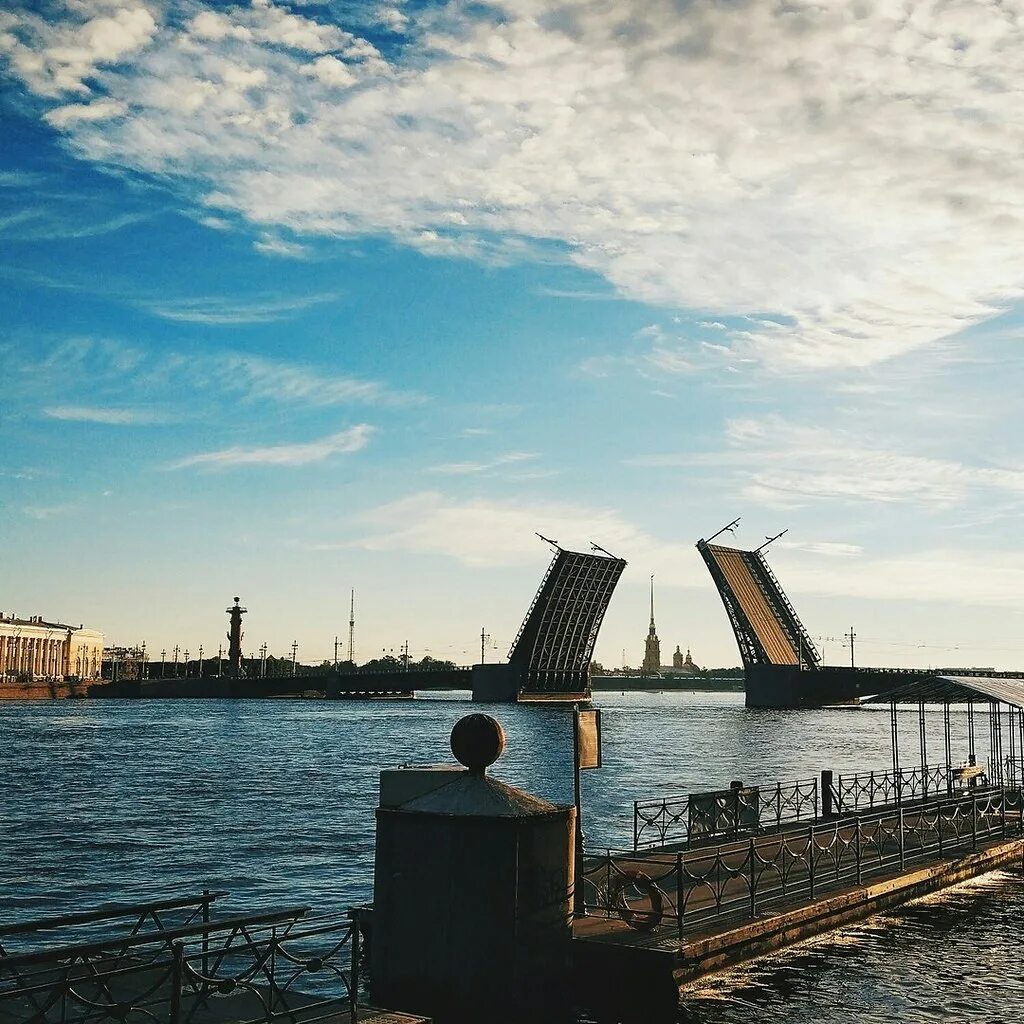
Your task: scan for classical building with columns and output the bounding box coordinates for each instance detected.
[0,614,105,684]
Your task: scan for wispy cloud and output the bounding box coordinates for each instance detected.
[147,292,340,325]
[21,504,74,520]
[8,338,416,411]
[253,234,309,259]
[168,424,375,470]
[629,415,1024,510]
[428,452,538,476]
[43,405,165,425]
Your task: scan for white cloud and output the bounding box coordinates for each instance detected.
[253,233,308,257]
[348,491,679,569]
[10,2,1024,369]
[722,416,1024,509]
[147,292,338,324]
[44,98,126,127]
[302,55,356,89]
[346,490,1024,610]
[428,452,538,475]
[43,404,162,424]
[169,423,374,469]
[0,3,156,97]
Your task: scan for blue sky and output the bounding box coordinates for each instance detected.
[3,0,1024,670]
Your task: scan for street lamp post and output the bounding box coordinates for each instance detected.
[160,649,166,677]
[291,641,298,676]
[140,641,147,680]
[184,649,190,678]
[260,642,268,678]
[198,644,204,678]
[218,644,223,678]
[173,646,180,677]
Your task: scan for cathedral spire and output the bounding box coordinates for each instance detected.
[642,574,661,675]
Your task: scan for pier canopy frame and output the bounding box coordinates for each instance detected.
[866,675,1024,788]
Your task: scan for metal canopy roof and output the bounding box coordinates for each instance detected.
[864,674,1024,710]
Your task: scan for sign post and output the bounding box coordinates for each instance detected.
[572,704,602,916]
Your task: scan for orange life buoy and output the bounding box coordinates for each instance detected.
[608,869,665,931]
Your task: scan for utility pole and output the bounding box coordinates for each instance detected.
[291,641,298,676]
[334,635,339,670]
[847,626,856,668]
[198,644,204,678]
[140,641,147,680]
[480,627,489,665]
[403,639,410,671]
[217,644,223,678]
[184,649,190,677]
[260,642,268,678]
[348,590,355,665]
[173,645,180,676]
[161,649,166,677]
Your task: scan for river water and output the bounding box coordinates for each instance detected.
[1,692,1021,1021]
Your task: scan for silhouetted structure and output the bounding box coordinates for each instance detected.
[226,597,247,678]
[473,544,626,702]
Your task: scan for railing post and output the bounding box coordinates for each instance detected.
[813,776,819,821]
[855,819,863,885]
[170,942,184,1024]
[1001,789,1007,839]
[820,771,833,820]
[676,853,684,941]
[201,890,210,982]
[633,801,639,852]
[898,807,905,871]
[937,803,944,858]
[748,836,757,918]
[350,917,361,1022]
[808,825,815,899]
[972,796,978,851]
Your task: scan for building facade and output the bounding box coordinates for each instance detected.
[0,615,105,682]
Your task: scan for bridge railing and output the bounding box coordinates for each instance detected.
[633,777,818,851]
[588,786,1022,939]
[0,906,362,1024]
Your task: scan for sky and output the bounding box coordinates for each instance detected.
[2,0,1024,671]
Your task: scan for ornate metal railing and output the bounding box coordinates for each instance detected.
[633,777,818,850]
[831,762,980,815]
[594,787,1022,938]
[0,905,363,1024]
[0,892,226,959]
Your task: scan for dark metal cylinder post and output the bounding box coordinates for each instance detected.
[943,704,952,795]
[919,701,928,797]
[820,770,833,819]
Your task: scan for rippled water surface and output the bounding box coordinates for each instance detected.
[1,693,1020,1021]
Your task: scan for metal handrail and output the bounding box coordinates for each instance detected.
[591,786,1022,937]
[633,777,819,850]
[0,893,228,939]
[0,911,360,1024]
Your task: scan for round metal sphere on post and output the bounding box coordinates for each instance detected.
[450,713,505,773]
